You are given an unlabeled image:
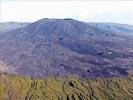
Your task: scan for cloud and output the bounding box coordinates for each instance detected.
[1,1,133,25]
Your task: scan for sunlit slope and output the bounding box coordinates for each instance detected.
[0,73,133,100]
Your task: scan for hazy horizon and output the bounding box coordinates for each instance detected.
[1,1,133,25]
[1,18,133,26]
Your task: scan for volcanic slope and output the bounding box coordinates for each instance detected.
[0,18,133,77]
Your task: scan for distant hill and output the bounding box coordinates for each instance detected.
[0,22,30,33]
[0,72,133,100]
[89,22,133,36]
[0,18,133,77]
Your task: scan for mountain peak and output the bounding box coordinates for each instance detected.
[35,18,76,23]
[24,18,89,37]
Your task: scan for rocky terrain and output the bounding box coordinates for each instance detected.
[0,72,133,100]
[0,18,133,77]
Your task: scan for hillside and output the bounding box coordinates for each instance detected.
[0,22,29,33]
[0,18,133,77]
[89,23,133,36]
[0,73,133,100]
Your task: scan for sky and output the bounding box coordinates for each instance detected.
[1,0,133,25]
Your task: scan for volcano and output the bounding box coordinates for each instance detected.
[0,18,133,77]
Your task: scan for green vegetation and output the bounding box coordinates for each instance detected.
[0,73,133,100]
